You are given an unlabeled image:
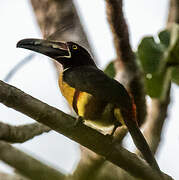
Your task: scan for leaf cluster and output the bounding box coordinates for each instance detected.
[137,24,179,99]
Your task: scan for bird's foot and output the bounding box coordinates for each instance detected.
[105,123,120,143]
[74,116,84,127]
[110,124,119,136]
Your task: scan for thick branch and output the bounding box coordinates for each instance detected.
[0,122,50,143]
[0,141,65,180]
[105,0,146,125]
[71,126,127,180]
[0,81,172,180]
[72,128,126,180]
[105,0,133,63]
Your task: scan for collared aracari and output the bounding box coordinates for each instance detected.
[17,38,160,171]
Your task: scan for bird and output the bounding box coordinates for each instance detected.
[17,38,160,171]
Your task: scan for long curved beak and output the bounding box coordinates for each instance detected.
[17,38,70,59]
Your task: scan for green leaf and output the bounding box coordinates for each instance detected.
[145,69,171,100]
[137,37,164,74]
[104,61,116,78]
[158,30,170,47]
[137,28,174,98]
[145,73,165,98]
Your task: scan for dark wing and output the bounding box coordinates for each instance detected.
[63,66,132,110]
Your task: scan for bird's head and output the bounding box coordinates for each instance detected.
[17,38,96,69]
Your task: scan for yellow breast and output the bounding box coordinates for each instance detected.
[59,72,75,108]
[59,72,94,118]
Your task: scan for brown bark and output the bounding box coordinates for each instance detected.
[105,0,146,126]
[0,122,50,143]
[72,126,127,180]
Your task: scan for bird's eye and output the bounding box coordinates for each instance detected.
[72,45,78,50]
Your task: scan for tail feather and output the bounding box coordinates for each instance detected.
[121,107,160,171]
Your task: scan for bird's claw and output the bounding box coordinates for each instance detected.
[74,116,84,126]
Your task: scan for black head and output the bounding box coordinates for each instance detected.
[17,39,96,69]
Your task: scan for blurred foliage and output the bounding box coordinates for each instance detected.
[104,61,116,78]
[137,24,179,99]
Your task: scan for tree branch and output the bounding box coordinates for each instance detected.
[0,141,66,180]
[105,0,133,63]
[71,147,105,180]
[0,122,51,143]
[105,0,146,126]
[142,86,171,156]
[71,126,127,180]
[0,81,173,180]
[3,54,35,83]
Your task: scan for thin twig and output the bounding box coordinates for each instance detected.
[4,53,35,82]
[0,122,51,143]
[0,81,172,180]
